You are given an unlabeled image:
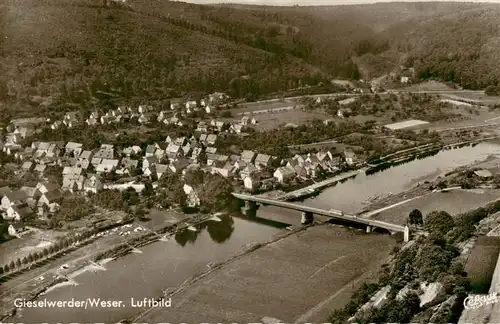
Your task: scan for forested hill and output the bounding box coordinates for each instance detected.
[1,0,500,116]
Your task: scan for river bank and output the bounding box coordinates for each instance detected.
[131,222,395,323]
[0,211,212,321]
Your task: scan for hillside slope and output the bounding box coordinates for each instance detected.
[2,0,500,118]
[0,0,326,116]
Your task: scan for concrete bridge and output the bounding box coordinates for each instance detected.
[232,193,409,241]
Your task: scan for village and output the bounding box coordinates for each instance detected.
[0,91,361,245]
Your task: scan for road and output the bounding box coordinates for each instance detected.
[235,89,489,114]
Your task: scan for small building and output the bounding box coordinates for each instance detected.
[474,169,493,179]
[274,167,296,183]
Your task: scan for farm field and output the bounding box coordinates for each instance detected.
[136,225,395,323]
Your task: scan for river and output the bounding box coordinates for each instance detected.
[12,142,500,323]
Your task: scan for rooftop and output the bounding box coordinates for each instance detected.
[384,119,429,130]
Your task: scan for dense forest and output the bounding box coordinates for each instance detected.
[1,0,500,117]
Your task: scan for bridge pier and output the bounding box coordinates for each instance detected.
[242,200,258,216]
[366,225,373,233]
[404,225,410,242]
[301,211,314,225]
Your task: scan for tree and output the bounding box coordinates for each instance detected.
[142,182,154,198]
[22,257,28,265]
[15,259,21,268]
[197,150,208,165]
[4,264,9,273]
[0,267,3,275]
[425,210,455,236]
[408,209,423,226]
[27,253,34,263]
[9,261,15,270]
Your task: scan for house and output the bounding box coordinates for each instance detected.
[181,144,192,157]
[83,175,103,194]
[294,165,308,178]
[7,221,25,236]
[36,182,60,195]
[230,124,243,134]
[142,156,158,170]
[21,161,34,172]
[63,166,83,177]
[213,162,234,178]
[234,160,247,170]
[19,186,41,207]
[51,120,63,130]
[77,150,92,163]
[196,122,208,133]
[337,108,352,118]
[86,116,99,126]
[241,116,250,126]
[205,105,212,114]
[34,164,46,174]
[15,147,34,161]
[240,164,260,180]
[206,147,217,154]
[342,149,357,166]
[143,165,157,178]
[155,164,169,179]
[185,100,197,110]
[94,144,115,159]
[0,187,13,201]
[165,135,173,144]
[401,76,410,84]
[138,114,150,124]
[206,134,217,146]
[38,190,63,210]
[63,112,81,128]
[240,150,256,164]
[122,146,142,157]
[285,158,299,169]
[91,157,102,166]
[145,144,157,157]
[274,167,296,183]
[243,176,258,191]
[1,190,28,211]
[169,158,190,173]
[3,143,22,155]
[174,137,187,146]
[62,176,85,193]
[117,158,139,175]
[6,206,33,221]
[254,154,272,168]
[65,142,83,156]
[166,143,181,160]
[206,154,228,166]
[96,159,119,173]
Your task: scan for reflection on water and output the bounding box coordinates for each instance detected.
[175,214,235,246]
[174,214,290,246]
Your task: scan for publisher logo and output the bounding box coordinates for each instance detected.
[464,293,499,310]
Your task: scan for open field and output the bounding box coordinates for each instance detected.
[248,109,330,131]
[136,225,395,323]
[370,189,500,225]
[0,228,66,265]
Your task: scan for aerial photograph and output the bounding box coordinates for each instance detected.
[2,0,500,323]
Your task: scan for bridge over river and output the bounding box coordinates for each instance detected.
[232,193,409,241]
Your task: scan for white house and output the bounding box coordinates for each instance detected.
[273,167,296,183]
